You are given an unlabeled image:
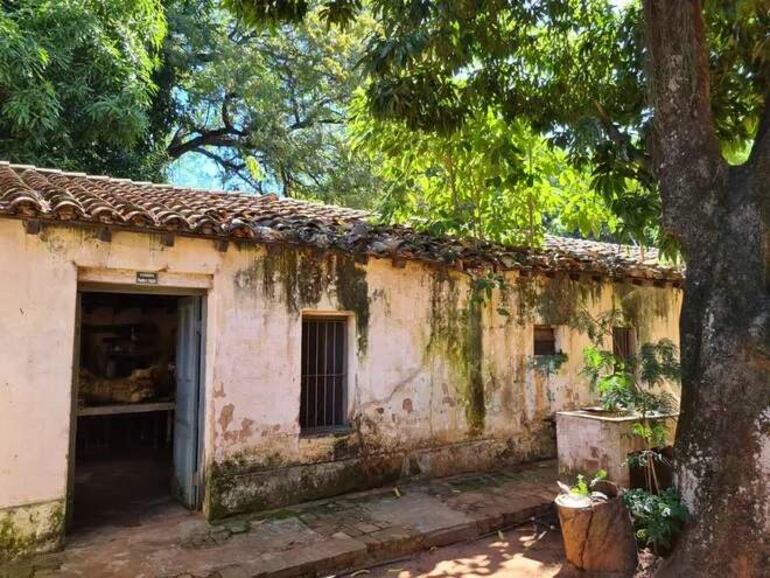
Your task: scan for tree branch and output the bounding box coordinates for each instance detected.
[167,128,243,158]
[592,100,651,173]
[221,92,237,130]
[289,116,343,130]
[643,0,726,241]
[192,147,262,190]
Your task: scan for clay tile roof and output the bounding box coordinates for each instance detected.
[0,161,682,282]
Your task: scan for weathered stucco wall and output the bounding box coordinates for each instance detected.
[0,218,682,555]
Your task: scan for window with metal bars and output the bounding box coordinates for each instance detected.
[613,326,637,362]
[300,316,348,432]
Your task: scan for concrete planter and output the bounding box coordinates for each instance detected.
[556,409,678,487]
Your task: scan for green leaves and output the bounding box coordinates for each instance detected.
[578,319,681,414]
[0,0,167,178]
[164,1,380,204]
[223,0,770,255]
[623,487,689,552]
[569,469,608,497]
[639,339,681,388]
[221,0,310,26]
[352,102,616,246]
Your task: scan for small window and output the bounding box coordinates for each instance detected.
[613,327,637,362]
[534,326,557,356]
[300,316,347,431]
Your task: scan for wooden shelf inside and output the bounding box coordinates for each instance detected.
[78,401,175,417]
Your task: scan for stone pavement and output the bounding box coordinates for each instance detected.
[1,460,557,578]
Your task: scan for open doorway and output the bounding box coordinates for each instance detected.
[71,290,204,530]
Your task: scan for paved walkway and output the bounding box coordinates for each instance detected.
[2,460,557,578]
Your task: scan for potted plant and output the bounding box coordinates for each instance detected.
[555,470,638,574]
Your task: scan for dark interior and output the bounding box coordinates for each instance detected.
[73,292,179,530]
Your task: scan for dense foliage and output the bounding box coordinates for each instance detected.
[0,0,167,178]
[162,0,380,204]
[229,0,769,160]
[352,103,616,246]
[0,0,381,205]
[0,0,657,242]
[226,0,770,253]
[623,487,689,553]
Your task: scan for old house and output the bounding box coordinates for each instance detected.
[0,162,682,558]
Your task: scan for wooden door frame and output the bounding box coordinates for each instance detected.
[66,283,208,533]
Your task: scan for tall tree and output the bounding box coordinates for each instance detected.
[0,0,167,179]
[161,0,380,205]
[229,1,770,574]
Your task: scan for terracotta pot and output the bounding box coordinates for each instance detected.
[555,481,638,576]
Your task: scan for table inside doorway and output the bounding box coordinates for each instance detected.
[78,402,176,448]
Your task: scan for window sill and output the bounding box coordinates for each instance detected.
[299,426,352,439]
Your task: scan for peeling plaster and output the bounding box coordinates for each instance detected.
[0,220,683,539]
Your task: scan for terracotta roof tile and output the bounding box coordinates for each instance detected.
[0,161,682,282]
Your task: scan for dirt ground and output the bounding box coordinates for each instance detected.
[360,523,660,578]
[361,524,580,578]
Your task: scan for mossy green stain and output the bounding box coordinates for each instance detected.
[465,289,485,436]
[514,274,602,326]
[334,255,370,354]
[260,246,330,312]
[0,501,64,562]
[427,271,486,437]
[205,458,270,520]
[613,282,671,342]
[253,247,370,353]
[205,452,402,519]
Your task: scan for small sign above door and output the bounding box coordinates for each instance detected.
[136,271,158,285]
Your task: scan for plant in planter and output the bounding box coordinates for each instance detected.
[579,320,681,486]
[577,327,689,555]
[555,470,638,573]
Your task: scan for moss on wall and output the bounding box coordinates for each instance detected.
[235,246,371,353]
[426,271,486,437]
[0,500,64,562]
[514,273,602,326]
[204,453,402,520]
[613,282,672,342]
[260,245,331,312]
[205,458,270,520]
[203,435,555,519]
[465,291,485,436]
[334,256,370,354]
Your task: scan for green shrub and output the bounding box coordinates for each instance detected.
[622,487,688,552]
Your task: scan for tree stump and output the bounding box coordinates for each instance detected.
[555,481,638,576]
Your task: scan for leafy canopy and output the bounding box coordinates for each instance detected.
[227,0,770,250]
[0,0,383,207]
[351,101,615,246]
[163,0,381,205]
[0,0,167,179]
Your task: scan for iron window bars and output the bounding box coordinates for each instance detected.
[300,316,347,431]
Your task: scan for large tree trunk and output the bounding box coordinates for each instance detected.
[643,2,770,576]
[663,173,770,577]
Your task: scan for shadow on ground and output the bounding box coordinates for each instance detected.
[363,524,581,578]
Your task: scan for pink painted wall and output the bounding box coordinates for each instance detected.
[0,218,683,539]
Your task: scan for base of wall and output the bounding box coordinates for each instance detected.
[0,499,65,562]
[204,435,556,520]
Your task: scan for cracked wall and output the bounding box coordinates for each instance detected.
[0,219,683,541]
